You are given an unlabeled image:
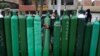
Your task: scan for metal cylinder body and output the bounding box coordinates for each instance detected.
[11,11,19,56]
[34,14,42,56]
[0,10,6,56]
[26,14,34,56]
[61,11,70,56]
[75,13,86,56]
[97,22,100,56]
[89,21,100,56]
[53,20,61,56]
[18,12,27,56]
[43,14,50,56]
[83,23,93,56]
[4,11,12,56]
[68,12,77,56]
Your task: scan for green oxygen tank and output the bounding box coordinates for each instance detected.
[0,10,6,56]
[4,9,12,56]
[26,13,34,56]
[61,10,70,56]
[34,13,42,56]
[11,10,19,56]
[97,22,100,56]
[83,22,93,56]
[68,11,77,56]
[53,16,61,56]
[89,21,100,56]
[18,11,27,56]
[75,8,86,56]
[43,12,50,56]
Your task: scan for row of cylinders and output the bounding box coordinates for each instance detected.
[0,9,100,56]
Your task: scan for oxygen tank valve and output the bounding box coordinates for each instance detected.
[53,10,55,13]
[4,8,11,15]
[12,10,17,15]
[0,10,2,15]
[64,9,66,11]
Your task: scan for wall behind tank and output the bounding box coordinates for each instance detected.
[91,13,100,22]
[4,0,18,4]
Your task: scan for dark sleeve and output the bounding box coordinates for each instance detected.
[48,19,56,31]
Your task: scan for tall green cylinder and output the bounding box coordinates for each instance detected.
[18,12,27,56]
[26,14,34,56]
[61,10,70,56]
[0,10,6,56]
[68,11,77,56]
[11,10,19,56]
[75,13,86,56]
[83,22,93,56]
[89,21,100,56]
[53,19,61,56]
[97,22,100,56]
[4,10,12,56]
[43,13,50,56]
[34,14,42,56]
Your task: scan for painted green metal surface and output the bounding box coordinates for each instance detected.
[4,12,12,56]
[11,11,19,56]
[89,21,100,56]
[61,10,69,56]
[26,14,34,56]
[75,15,86,56]
[68,12,77,56]
[97,22,100,56]
[34,14,42,56]
[83,22,92,56]
[18,12,27,56]
[53,19,61,56]
[0,11,6,56]
[43,13,50,56]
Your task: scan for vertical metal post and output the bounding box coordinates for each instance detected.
[39,0,43,16]
[57,0,61,16]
